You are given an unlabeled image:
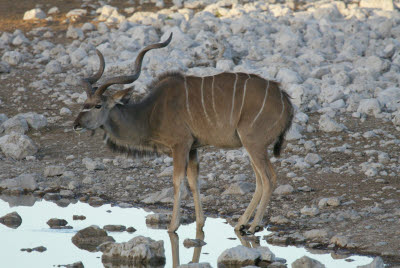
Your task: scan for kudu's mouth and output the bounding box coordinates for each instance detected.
[73,123,86,133]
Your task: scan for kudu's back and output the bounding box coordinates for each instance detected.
[147,72,293,154]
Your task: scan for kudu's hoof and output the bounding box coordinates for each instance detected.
[254,225,263,232]
[239,224,247,231]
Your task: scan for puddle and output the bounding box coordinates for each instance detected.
[0,195,374,267]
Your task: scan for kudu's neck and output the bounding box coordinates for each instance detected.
[103,101,152,144]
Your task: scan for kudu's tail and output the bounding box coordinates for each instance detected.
[273,91,294,157]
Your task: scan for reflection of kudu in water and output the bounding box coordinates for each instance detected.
[169,230,205,268]
[73,33,294,234]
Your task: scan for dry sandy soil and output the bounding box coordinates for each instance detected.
[0,0,400,267]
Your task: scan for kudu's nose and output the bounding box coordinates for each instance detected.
[73,122,82,131]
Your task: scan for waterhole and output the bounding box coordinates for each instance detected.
[0,195,374,267]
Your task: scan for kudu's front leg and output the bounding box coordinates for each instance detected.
[187,149,205,230]
[168,143,191,233]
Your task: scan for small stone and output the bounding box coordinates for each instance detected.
[45,60,62,74]
[292,256,325,268]
[100,236,165,265]
[0,211,22,228]
[304,153,322,165]
[60,107,72,116]
[222,182,255,195]
[273,184,294,195]
[71,225,115,252]
[73,215,86,220]
[0,133,38,160]
[44,165,65,177]
[330,235,350,248]
[82,158,105,171]
[48,7,60,15]
[23,8,46,20]
[47,218,68,228]
[103,225,126,232]
[126,227,137,233]
[304,229,330,241]
[183,238,206,248]
[301,206,320,216]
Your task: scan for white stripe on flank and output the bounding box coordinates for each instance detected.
[238,74,251,122]
[211,75,220,124]
[184,76,193,122]
[251,79,270,127]
[200,77,212,124]
[230,73,239,125]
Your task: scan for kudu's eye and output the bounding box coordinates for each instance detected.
[95,105,102,109]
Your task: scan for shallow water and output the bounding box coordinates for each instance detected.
[0,195,374,268]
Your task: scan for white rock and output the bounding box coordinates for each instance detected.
[300,206,320,216]
[44,165,65,177]
[82,158,105,171]
[377,87,400,112]
[217,245,261,266]
[48,7,60,15]
[359,0,394,11]
[392,111,400,126]
[1,116,29,134]
[254,246,275,262]
[304,153,322,165]
[273,184,294,195]
[318,114,345,132]
[66,27,84,40]
[216,59,234,71]
[97,22,109,34]
[45,60,62,74]
[0,173,38,191]
[319,85,344,104]
[66,9,87,19]
[2,51,22,66]
[276,68,303,84]
[0,61,10,73]
[143,186,189,204]
[292,256,325,268]
[100,236,165,266]
[60,107,72,116]
[12,34,29,46]
[286,123,303,141]
[19,112,47,130]
[357,99,381,116]
[23,8,46,20]
[318,197,341,208]
[70,48,88,67]
[0,133,38,160]
[286,84,305,107]
[157,166,173,177]
[0,114,8,125]
[222,182,255,195]
[303,229,329,240]
[81,22,96,31]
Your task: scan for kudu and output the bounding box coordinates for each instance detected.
[73,33,294,234]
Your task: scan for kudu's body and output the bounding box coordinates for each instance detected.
[73,34,294,234]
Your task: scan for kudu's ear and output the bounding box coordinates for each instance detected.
[111,87,133,105]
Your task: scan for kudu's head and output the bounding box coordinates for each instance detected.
[73,33,172,132]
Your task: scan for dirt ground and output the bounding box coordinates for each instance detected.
[1,0,400,267]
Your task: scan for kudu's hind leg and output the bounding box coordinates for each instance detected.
[247,148,276,234]
[187,149,205,230]
[169,143,191,233]
[234,161,262,231]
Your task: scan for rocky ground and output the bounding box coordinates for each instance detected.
[1,0,400,267]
